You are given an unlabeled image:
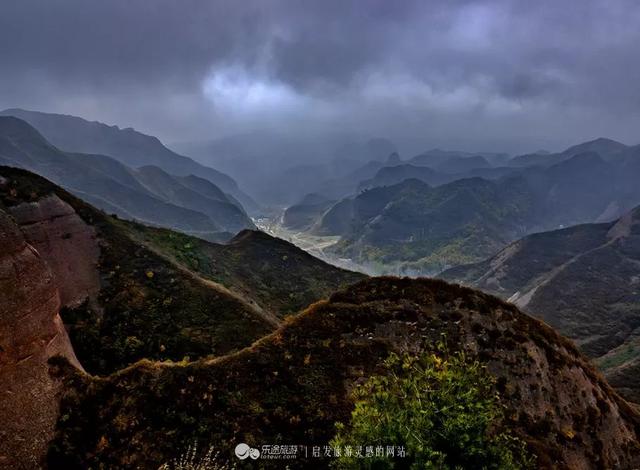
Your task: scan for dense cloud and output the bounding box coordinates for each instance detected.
[1,0,639,154]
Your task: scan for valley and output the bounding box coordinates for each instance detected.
[255,213,383,275]
[5,2,640,467]
[2,111,640,468]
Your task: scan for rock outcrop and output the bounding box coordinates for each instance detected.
[9,195,101,308]
[0,208,81,469]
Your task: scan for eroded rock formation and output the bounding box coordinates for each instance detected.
[0,208,81,469]
[9,195,101,308]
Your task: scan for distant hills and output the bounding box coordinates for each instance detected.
[0,108,260,214]
[0,116,254,236]
[409,148,511,168]
[175,132,398,205]
[314,177,536,273]
[290,138,640,274]
[441,206,640,403]
[508,137,631,168]
[357,163,519,192]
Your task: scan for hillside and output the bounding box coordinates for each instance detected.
[0,166,362,376]
[516,152,637,227]
[298,146,640,275]
[282,193,337,231]
[122,224,363,317]
[0,116,253,235]
[133,165,254,233]
[315,177,536,274]
[509,137,629,168]
[0,108,260,213]
[441,206,640,402]
[48,277,640,469]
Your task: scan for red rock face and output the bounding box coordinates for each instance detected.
[0,208,81,469]
[9,195,101,309]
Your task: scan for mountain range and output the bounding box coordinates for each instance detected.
[2,162,640,469]
[0,116,254,237]
[441,205,640,403]
[287,140,640,275]
[314,177,536,273]
[2,106,640,468]
[175,132,398,206]
[0,108,260,213]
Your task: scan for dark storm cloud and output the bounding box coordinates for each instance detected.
[1,0,639,152]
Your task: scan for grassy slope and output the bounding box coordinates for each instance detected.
[328,177,535,274]
[0,166,362,375]
[121,223,364,318]
[47,278,640,469]
[440,222,611,296]
[440,216,640,403]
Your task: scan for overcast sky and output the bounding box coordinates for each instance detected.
[1,0,639,155]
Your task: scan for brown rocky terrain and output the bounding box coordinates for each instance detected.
[0,207,81,469]
[8,194,101,308]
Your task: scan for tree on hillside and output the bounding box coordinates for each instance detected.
[331,344,534,469]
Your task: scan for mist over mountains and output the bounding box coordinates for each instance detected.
[3,106,639,277]
[3,1,640,467]
[2,87,640,470]
[174,133,398,206]
[0,112,257,239]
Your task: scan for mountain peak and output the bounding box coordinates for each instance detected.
[0,115,48,141]
[230,228,274,243]
[386,151,401,164]
[561,137,628,158]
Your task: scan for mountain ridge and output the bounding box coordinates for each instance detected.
[0,108,261,214]
[0,116,253,235]
[47,277,640,469]
[440,205,640,402]
[0,166,362,376]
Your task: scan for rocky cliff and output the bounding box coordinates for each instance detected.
[0,207,81,469]
[8,195,101,308]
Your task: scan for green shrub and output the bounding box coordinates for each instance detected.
[331,346,534,469]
